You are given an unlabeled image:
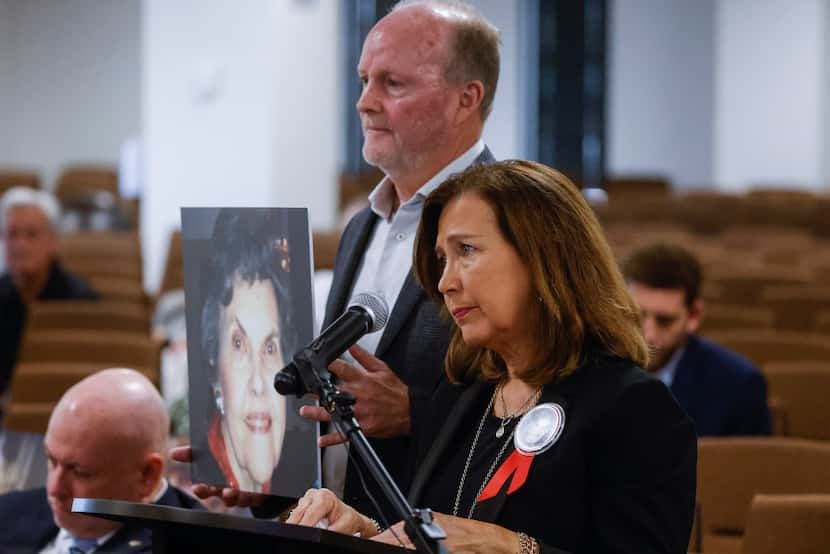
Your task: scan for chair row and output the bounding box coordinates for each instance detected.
[694,437,830,553]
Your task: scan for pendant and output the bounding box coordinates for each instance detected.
[495,425,505,438]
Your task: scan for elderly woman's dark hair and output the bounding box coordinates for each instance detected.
[414,160,649,386]
[200,209,296,385]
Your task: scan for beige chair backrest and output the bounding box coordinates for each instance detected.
[763,362,830,440]
[26,301,150,335]
[703,330,830,366]
[697,438,830,553]
[742,494,830,554]
[9,362,157,404]
[18,330,162,370]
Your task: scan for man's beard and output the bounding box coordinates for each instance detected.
[646,345,679,373]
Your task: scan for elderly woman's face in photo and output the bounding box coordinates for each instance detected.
[217,275,287,486]
[435,193,535,352]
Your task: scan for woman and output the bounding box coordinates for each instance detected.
[286,161,696,553]
[199,209,297,493]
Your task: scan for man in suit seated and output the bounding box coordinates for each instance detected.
[0,368,201,553]
[623,242,772,436]
[0,187,98,399]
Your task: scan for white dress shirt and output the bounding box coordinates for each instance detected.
[323,139,486,498]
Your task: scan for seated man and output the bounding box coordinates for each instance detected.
[623,242,771,436]
[0,368,201,553]
[0,187,98,397]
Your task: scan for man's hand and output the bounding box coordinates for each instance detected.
[169,446,266,508]
[299,344,410,447]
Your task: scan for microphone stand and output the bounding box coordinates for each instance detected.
[287,347,449,554]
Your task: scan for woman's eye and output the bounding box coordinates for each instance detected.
[460,243,475,255]
[266,341,277,355]
[232,333,244,351]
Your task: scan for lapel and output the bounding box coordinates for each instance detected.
[375,271,423,357]
[669,337,700,415]
[323,208,378,327]
[473,383,574,523]
[408,381,488,506]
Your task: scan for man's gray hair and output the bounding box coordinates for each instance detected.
[392,0,501,121]
[0,186,61,232]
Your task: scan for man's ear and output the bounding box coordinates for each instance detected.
[139,452,164,501]
[455,80,484,124]
[686,298,705,334]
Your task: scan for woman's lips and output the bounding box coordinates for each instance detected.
[452,307,474,321]
[245,412,272,434]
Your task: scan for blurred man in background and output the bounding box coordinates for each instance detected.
[623,242,771,436]
[0,187,98,399]
[0,368,201,553]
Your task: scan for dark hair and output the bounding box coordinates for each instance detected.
[622,243,703,307]
[413,160,648,387]
[392,0,501,120]
[200,209,296,385]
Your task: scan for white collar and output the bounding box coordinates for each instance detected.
[368,139,486,221]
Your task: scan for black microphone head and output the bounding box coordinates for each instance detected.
[348,292,389,333]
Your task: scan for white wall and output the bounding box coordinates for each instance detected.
[715,0,826,190]
[606,0,715,188]
[141,0,342,292]
[474,0,524,160]
[0,0,141,188]
[0,0,12,160]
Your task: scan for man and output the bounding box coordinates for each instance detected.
[0,187,98,397]
[623,242,772,436]
[0,368,201,553]
[177,0,501,521]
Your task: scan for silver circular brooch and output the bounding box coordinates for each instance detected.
[514,402,566,455]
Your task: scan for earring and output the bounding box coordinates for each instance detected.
[213,385,225,417]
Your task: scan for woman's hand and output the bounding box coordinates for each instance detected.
[169,446,266,508]
[285,488,378,537]
[372,513,519,554]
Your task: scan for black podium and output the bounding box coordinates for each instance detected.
[72,498,406,553]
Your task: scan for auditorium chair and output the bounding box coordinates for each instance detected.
[763,362,830,440]
[3,402,55,435]
[704,330,830,367]
[8,362,158,404]
[697,305,773,335]
[603,175,671,199]
[18,330,163,370]
[706,268,813,305]
[0,169,40,195]
[87,276,148,306]
[697,437,830,554]
[741,494,830,554]
[25,301,151,335]
[54,165,118,200]
[761,285,830,331]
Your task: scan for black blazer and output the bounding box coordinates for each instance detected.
[409,357,697,554]
[323,147,496,520]
[0,484,202,553]
[670,335,771,436]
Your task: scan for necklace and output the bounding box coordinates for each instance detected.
[452,383,541,518]
[495,382,543,438]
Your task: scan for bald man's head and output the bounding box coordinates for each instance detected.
[44,368,169,539]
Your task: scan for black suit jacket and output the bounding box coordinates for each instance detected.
[0,484,202,553]
[670,335,771,436]
[325,147,496,520]
[409,357,697,554]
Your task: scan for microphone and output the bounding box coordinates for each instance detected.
[274,292,389,397]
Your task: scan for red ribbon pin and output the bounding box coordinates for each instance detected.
[477,450,534,502]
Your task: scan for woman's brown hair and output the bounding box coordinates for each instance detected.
[413,160,648,386]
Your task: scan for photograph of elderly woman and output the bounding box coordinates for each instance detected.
[182,207,319,498]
